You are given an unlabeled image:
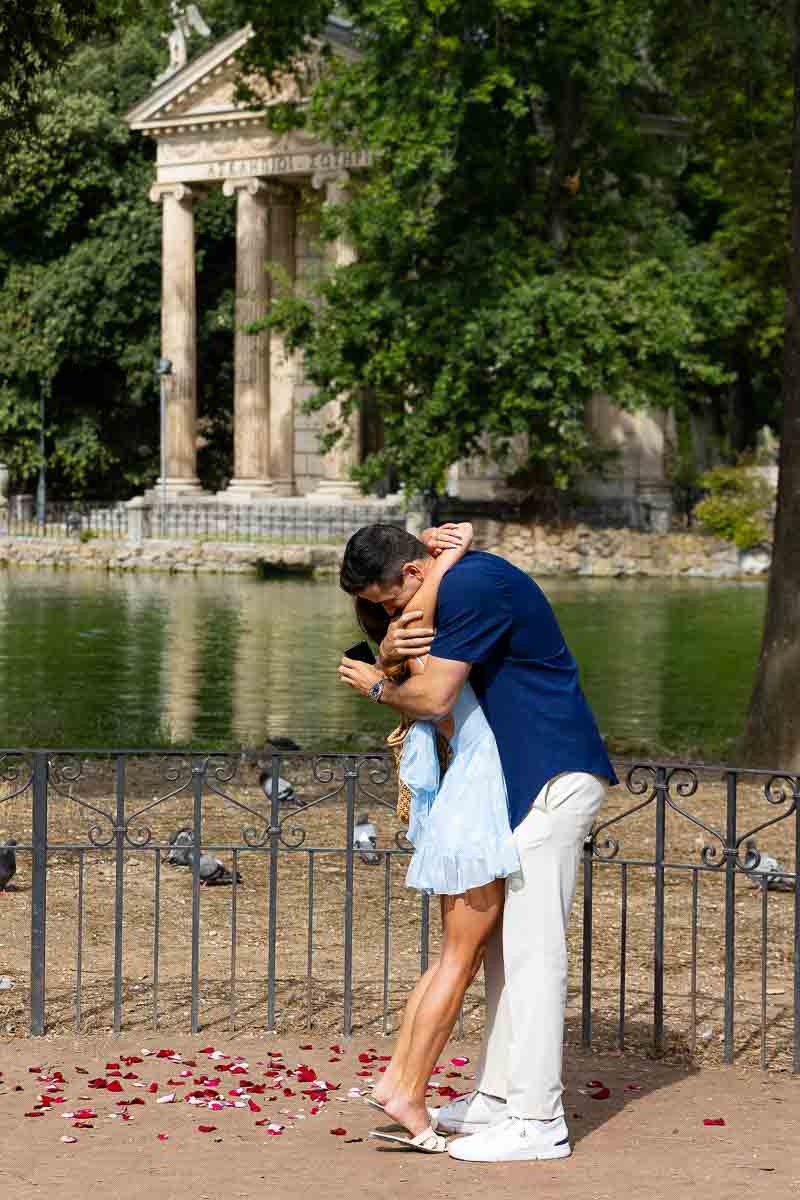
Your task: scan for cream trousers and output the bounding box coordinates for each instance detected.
[475,771,607,1120]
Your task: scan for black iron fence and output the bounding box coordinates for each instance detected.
[0,751,797,1070]
[0,500,404,544]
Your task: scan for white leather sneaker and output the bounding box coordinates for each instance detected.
[433,1090,507,1134]
[447,1114,572,1162]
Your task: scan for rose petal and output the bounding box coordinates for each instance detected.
[299,1045,313,1051]
[106,1080,123,1093]
[450,1057,469,1067]
[248,1099,261,1113]
[148,1082,158,1094]
[197,1125,217,1133]
[157,1133,169,1141]
[156,1092,176,1104]
[703,1118,726,1126]
[330,1127,347,1136]
[625,1083,642,1092]
[589,1087,610,1100]
[199,1047,215,1054]
[61,1136,78,1144]
[73,1121,94,1129]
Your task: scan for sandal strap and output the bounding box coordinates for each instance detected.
[411,1126,447,1152]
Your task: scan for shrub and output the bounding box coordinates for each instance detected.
[692,467,773,550]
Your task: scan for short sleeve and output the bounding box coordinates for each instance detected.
[431,567,512,664]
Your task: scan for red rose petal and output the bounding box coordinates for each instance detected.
[24,1111,45,1117]
[330,1127,347,1136]
[199,1047,215,1054]
[586,1080,605,1088]
[157,1133,169,1141]
[106,1080,123,1093]
[148,1082,158,1094]
[299,1045,313,1051]
[450,1056,469,1067]
[248,1099,261,1113]
[197,1125,217,1133]
[703,1118,726,1126]
[73,1121,94,1129]
[625,1083,642,1092]
[589,1087,610,1100]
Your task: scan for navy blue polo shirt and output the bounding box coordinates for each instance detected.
[431,551,617,830]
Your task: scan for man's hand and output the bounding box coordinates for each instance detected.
[339,656,384,697]
[421,522,468,558]
[380,611,436,664]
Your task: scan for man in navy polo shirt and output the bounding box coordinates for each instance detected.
[338,523,617,1163]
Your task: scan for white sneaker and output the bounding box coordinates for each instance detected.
[447,1114,572,1162]
[433,1090,507,1134]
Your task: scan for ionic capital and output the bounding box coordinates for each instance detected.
[223,178,297,207]
[149,182,195,206]
[311,168,350,202]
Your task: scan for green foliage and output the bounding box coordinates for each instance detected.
[0,16,237,497]
[239,0,750,495]
[693,465,773,549]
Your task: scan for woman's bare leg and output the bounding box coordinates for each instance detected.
[372,959,439,1105]
[381,881,504,1136]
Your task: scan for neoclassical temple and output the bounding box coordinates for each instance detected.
[127,18,676,513]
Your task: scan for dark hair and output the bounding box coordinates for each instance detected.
[354,596,391,644]
[339,523,430,594]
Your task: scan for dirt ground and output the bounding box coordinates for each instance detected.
[0,755,798,1071]
[0,1035,798,1200]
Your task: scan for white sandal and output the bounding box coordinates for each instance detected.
[365,1097,439,1127]
[369,1125,448,1153]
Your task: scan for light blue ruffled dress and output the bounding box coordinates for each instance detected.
[402,683,520,895]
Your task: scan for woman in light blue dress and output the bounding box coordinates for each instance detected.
[348,524,518,1152]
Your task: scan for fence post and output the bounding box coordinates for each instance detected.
[342,756,357,1037]
[29,752,48,1036]
[126,496,150,543]
[581,836,594,1048]
[190,759,203,1034]
[794,782,799,1073]
[113,754,126,1034]
[653,765,667,1054]
[266,752,281,1030]
[723,770,738,1065]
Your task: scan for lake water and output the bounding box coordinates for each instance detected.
[0,567,766,756]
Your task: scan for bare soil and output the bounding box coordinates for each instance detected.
[0,1035,798,1200]
[0,755,797,1072]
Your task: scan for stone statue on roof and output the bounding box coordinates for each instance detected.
[154,2,212,87]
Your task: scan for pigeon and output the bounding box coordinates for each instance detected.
[354,813,380,865]
[0,838,17,891]
[744,838,795,891]
[192,851,242,886]
[258,770,297,807]
[167,827,194,866]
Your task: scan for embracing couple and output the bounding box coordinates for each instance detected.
[338,522,617,1162]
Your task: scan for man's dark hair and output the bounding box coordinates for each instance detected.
[340,523,430,594]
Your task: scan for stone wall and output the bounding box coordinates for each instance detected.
[0,537,344,575]
[0,522,772,578]
[479,521,771,578]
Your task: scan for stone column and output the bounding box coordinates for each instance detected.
[149,183,202,494]
[222,178,273,497]
[267,183,298,495]
[310,169,362,499]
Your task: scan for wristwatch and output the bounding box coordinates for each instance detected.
[369,677,386,703]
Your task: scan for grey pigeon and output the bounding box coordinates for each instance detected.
[354,813,380,865]
[167,827,194,866]
[258,770,297,807]
[192,851,242,886]
[0,838,17,891]
[744,838,795,891]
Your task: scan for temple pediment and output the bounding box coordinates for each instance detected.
[127,18,367,185]
[127,18,356,136]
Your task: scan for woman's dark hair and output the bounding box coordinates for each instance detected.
[354,596,391,645]
[340,523,429,594]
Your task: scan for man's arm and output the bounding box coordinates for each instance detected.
[337,653,469,720]
[382,655,470,720]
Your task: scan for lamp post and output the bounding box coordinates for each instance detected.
[155,357,172,511]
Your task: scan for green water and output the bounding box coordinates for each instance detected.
[0,567,766,755]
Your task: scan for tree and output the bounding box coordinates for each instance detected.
[739,5,800,768]
[232,0,743,496]
[0,10,240,497]
[650,0,798,768]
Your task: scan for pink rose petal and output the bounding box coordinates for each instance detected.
[450,1056,469,1067]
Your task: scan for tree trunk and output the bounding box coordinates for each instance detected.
[739,1,800,769]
